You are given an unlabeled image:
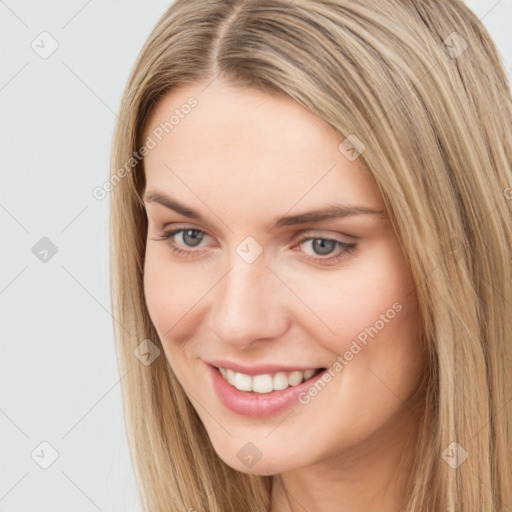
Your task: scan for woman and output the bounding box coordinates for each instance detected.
[109,1,512,510]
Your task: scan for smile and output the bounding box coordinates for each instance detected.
[217,366,325,393]
[207,363,328,417]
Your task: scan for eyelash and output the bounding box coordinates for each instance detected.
[152,227,357,265]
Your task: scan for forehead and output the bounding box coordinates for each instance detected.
[142,80,383,217]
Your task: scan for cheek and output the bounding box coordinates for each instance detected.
[143,248,210,386]
[143,247,207,338]
[287,244,419,360]
[144,249,174,332]
[144,239,419,359]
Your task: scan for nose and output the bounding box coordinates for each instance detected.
[208,253,291,349]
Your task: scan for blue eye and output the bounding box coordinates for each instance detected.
[296,237,357,264]
[155,228,210,257]
[304,238,338,255]
[152,227,357,265]
[177,228,205,247]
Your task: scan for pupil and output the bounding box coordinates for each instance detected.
[313,239,336,255]
[183,229,203,247]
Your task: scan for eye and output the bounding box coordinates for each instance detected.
[152,226,357,265]
[295,236,357,264]
[151,227,212,257]
[304,238,338,255]
[175,228,205,247]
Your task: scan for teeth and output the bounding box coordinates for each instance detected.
[273,372,289,391]
[235,372,252,392]
[226,368,235,386]
[218,367,322,393]
[253,374,274,393]
[288,371,303,386]
[304,369,315,380]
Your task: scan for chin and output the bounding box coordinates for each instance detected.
[225,456,290,476]
[212,439,300,476]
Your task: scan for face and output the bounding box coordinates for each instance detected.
[142,78,427,476]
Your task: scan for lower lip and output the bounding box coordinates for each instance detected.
[207,363,324,417]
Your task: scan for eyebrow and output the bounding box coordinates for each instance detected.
[143,189,385,230]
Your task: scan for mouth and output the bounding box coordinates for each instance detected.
[213,365,326,394]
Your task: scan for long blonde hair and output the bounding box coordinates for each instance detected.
[109,1,512,510]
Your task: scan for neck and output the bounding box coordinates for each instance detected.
[269,404,422,512]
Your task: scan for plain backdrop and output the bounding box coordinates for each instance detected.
[0,1,511,510]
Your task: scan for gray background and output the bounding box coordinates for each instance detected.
[0,1,511,510]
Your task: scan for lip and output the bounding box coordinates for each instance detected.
[206,359,324,376]
[206,362,326,417]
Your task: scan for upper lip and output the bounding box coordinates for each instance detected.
[206,360,325,376]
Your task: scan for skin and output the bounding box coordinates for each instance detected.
[142,77,428,512]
